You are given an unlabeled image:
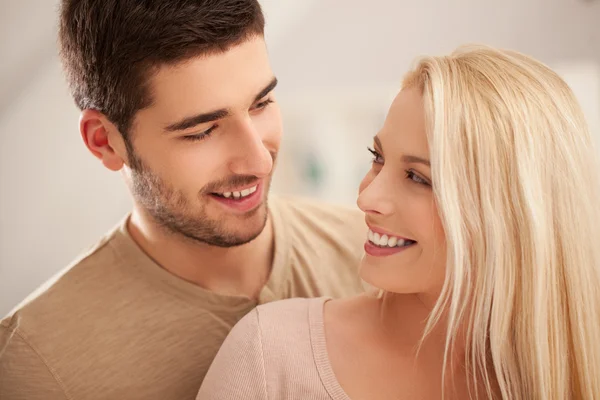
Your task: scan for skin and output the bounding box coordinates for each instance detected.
[79,36,282,299]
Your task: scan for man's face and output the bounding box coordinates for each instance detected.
[124,36,282,247]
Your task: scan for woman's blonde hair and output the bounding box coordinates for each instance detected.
[402,45,600,399]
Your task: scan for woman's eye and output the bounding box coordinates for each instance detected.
[405,169,430,186]
[367,147,384,164]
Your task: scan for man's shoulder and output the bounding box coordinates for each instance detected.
[273,195,362,221]
[0,221,133,398]
[2,221,125,336]
[269,196,366,297]
[272,195,365,238]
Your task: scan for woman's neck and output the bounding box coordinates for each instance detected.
[376,291,499,398]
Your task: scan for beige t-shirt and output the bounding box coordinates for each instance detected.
[197,297,348,400]
[0,196,366,400]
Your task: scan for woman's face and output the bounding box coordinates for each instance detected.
[357,87,447,297]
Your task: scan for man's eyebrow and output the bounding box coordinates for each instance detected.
[164,109,229,132]
[163,77,278,133]
[254,77,278,102]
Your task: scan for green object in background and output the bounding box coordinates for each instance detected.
[305,152,324,187]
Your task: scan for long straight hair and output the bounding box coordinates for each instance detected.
[402,45,600,399]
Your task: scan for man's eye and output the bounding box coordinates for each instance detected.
[254,99,274,110]
[182,125,217,141]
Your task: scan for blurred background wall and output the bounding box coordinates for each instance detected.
[1,0,599,315]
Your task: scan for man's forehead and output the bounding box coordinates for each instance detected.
[147,38,273,109]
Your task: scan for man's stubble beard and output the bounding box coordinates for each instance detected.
[127,145,274,247]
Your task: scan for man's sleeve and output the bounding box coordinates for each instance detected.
[0,324,69,400]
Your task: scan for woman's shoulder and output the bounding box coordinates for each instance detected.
[249,298,333,387]
[226,297,329,347]
[324,293,378,325]
[228,295,373,366]
[251,295,375,356]
[247,294,375,337]
[252,296,329,333]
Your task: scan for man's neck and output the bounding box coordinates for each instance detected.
[127,206,275,300]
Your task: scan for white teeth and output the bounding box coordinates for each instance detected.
[367,229,412,248]
[379,235,389,247]
[219,185,258,199]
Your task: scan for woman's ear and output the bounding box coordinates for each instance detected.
[79,110,128,171]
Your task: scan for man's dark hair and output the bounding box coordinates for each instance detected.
[59,0,265,137]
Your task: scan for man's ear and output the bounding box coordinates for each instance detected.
[79,110,128,171]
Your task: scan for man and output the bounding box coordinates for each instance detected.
[0,1,366,399]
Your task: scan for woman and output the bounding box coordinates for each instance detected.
[197,45,600,399]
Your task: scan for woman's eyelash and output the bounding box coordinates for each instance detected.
[405,169,430,186]
[367,147,430,186]
[182,125,217,141]
[367,147,384,164]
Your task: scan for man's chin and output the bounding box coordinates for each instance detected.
[145,197,270,247]
[207,226,266,247]
[199,202,269,247]
[222,207,268,239]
